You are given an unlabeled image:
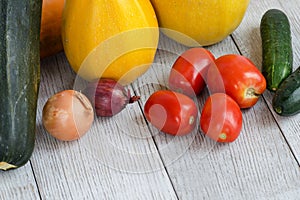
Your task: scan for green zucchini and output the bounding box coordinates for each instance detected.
[272,66,300,116]
[0,1,42,170]
[260,9,293,91]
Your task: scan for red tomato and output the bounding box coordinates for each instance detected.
[206,54,266,108]
[144,90,198,136]
[200,93,242,143]
[168,47,215,97]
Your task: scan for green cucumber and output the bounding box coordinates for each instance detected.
[0,0,42,170]
[272,66,300,116]
[260,9,293,91]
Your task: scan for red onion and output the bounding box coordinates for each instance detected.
[84,78,140,117]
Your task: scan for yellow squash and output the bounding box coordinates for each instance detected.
[62,0,159,85]
[150,0,250,46]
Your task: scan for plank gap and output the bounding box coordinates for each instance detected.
[230,34,243,55]
[129,83,180,200]
[262,95,300,167]
[29,160,43,200]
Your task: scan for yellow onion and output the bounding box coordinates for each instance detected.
[42,90,94,141]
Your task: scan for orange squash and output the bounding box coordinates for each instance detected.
[40,0,65,58]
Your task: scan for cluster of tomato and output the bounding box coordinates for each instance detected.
[144,48,267,143]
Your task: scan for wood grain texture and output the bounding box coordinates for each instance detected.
[30,53,177,199]
[0,163,40,199]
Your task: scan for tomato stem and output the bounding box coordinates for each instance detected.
[189,116,195,125]
[246,88,260,98]
[219,133,227,140]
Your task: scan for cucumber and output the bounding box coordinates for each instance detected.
[272,66,300,116]
[260,9,293,91]
[0,0,42,170]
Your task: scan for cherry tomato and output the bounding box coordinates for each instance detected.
[144,90,198,136]
[168,47,215,97]
[200,93,242,143]
[206,54,266,108]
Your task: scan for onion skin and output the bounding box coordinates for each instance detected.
[84,79,140,117]
[42,90,94,141]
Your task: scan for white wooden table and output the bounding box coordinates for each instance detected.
[1,0,300,199]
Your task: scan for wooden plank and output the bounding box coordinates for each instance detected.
[31,53,177,199]
[232,0,300,163]
[0,163,40,199]
[131,10,300,199]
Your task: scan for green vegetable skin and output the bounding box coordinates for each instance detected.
[0,1,42,170]
[260,9,293,91]
[272,66,300,116]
